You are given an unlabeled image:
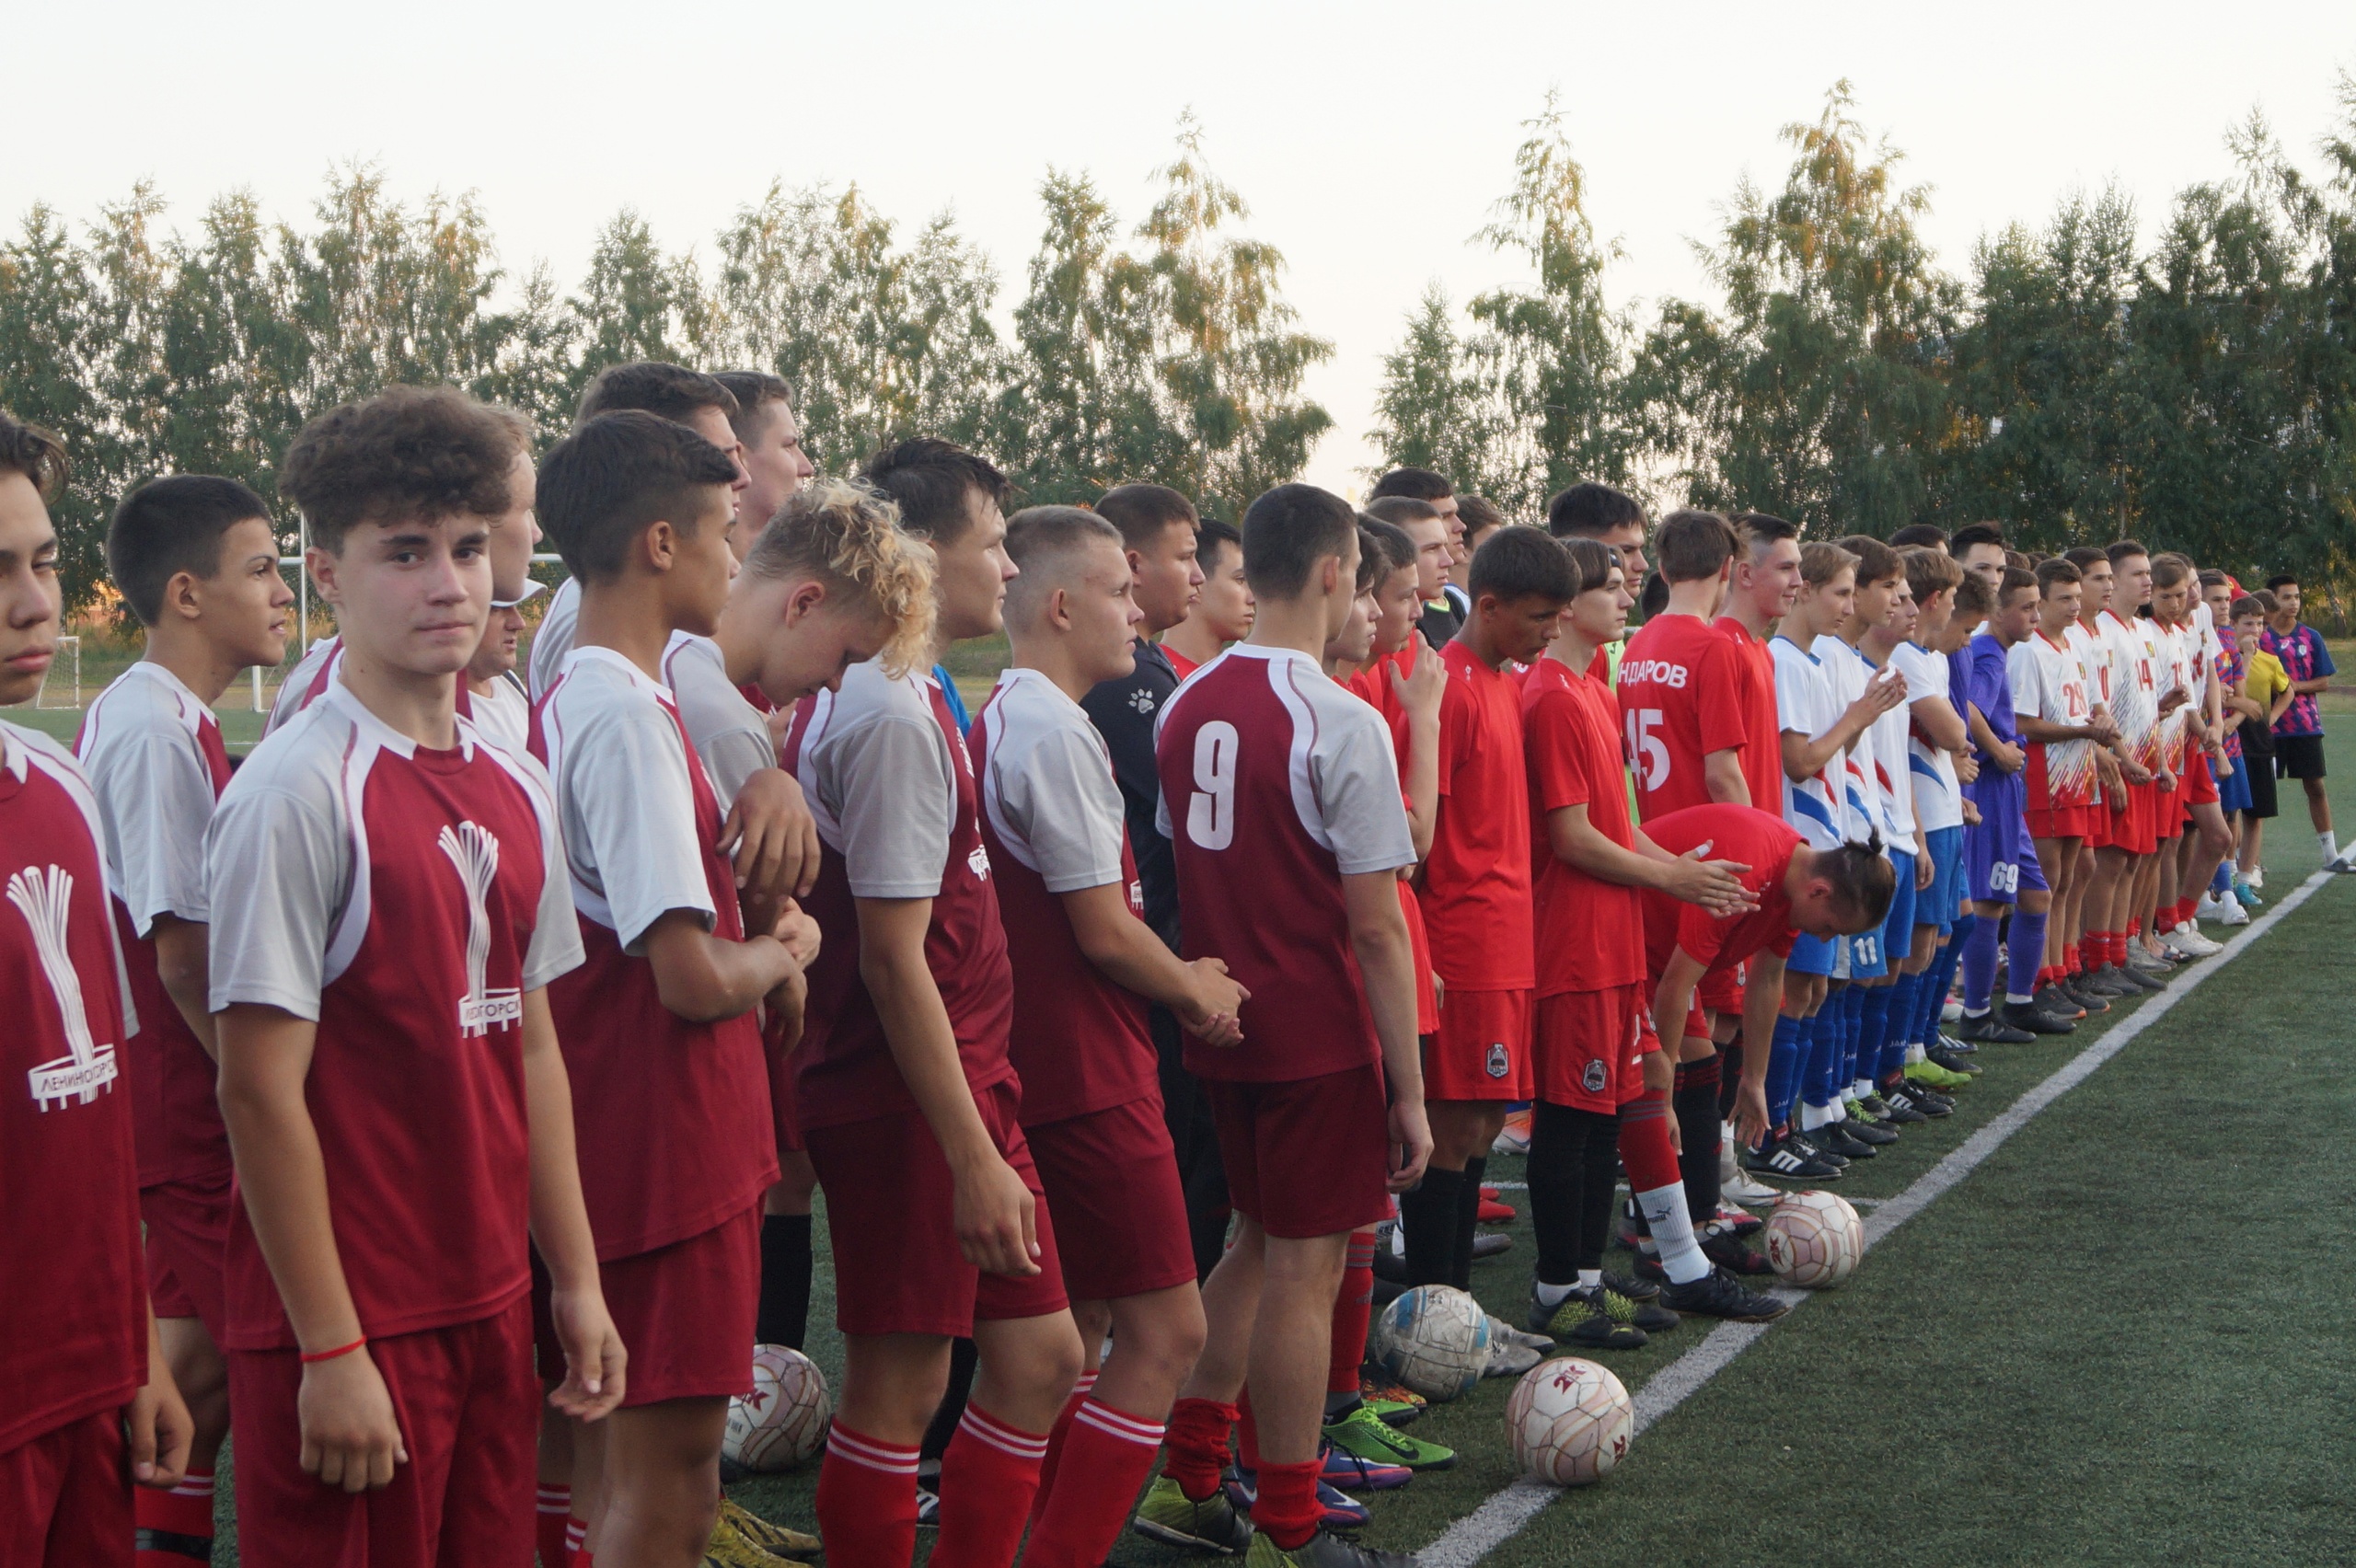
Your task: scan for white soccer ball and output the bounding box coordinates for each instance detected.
[1369,1285,1491,1401]
[1507,1356,1633,1487]
[1762,1189,1864,1289]
[723,1344,832,1472]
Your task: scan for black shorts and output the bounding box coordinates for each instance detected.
[2276,732,2327,781]
[2245,747,2280,819]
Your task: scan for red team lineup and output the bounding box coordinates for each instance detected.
[0,360,2336,1568]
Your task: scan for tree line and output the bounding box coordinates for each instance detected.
[6,84,2355,621]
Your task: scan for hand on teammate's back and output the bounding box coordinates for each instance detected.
[721,767,821,898]
[1661,847,1757,917]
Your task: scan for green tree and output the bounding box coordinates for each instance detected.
[0,203,113,612]
[1366,285,1512,501]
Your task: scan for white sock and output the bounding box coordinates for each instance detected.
[2004,991,2036,1006]
[1905,1042,1927,1065]
[1850,1078,1875,1101]
[1799,1101,1833,1132]
[2322,831,2339,862]
[1577,1268,1602,1291]
[1534,1278,1575,1307]
[1635,1182,1711,1285]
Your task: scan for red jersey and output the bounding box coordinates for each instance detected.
[210,684,583,1346]
[1715,617,1784,811]
[1154,646,1416,1081]
[785,661,1015,1128]
[971,667,1157,1126]
[1164,645,1202,683]
[1344,649,1440,1034]
[75,662,234,1188]
[1520,655,1644,997]
[0,723,144,1454]
[535,649,774,1261]
[1423,641,1533,989]
[1637,804,1803,984]
[1617,613,1750,823]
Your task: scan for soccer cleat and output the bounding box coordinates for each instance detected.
[1701,1231,1774,1275]
[1807,1120,1877,1159]
[1134,1475,1255,1554]
[1491,1108,1532,1156]
[1324,1401,1455,1470]
[2215,897,2249,927]
[2100,961,2165,995]
[2247,864,2266,889]
[1242,1526,1419,1568]
[2232,880,2262,907]
[1745,1131,1844,1180]
[719,1498,822,1560]
[1357,1374,1426,1425]
[2003,998,2076,1035]
[1477,1195,1517,1224]
[1600,1267,1664,1304]
[1872,1090,1929,1124]
[1712,1203,1764,1237]
[1836,1105,1900,1145]
[1472,1231,1513,1260]
[1788,1130,1849,1168]
[1882,1081,1952,1119]
[915,1481,940,1529]
[1319,1440,1413,1493]
[1483,1321,1544,1378]
[1851,1091,1896,1118]
[704,1528,811,1568]
[1723,1165,1782,1205]
[1224,1470,1371,1533]
[2124,945,2176,977]
[1658,1265,1789,1322]
[1956,1011,2036,1044]
[1905,1056,1974,1090]
[1940,994,1965,1023]
[1529,1283,1649,1349]
[2172,926,2225,955]
[1924,1044,1983,1076]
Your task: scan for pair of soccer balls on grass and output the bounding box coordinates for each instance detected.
[1376,1190,1864,1488]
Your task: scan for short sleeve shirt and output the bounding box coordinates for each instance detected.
[1154,646,1415,1081]
[266,636,339,736]
[1890,640,1964,833]
[1856,643,1916,838]
[2214,642,2247,761]
[1965,635,2022,756]
[2100,611,2162,770]
[1813,635,1883,842]
[1771,635,1845,848]
[662,630,778,810]
[1521,656,1643,996]
[2262,624,2334,737]
[527,576,581,700]
[2009,631,2097,808]
[1637,804,1803,983]
[1424,642,1533,990]
[210,681,583,1344]
[1082,640,1183,951]
[1715,617,1787,811]
[1618,614,1749,823]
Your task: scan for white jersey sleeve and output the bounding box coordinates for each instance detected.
[79,665,217,935]
[266,638,337,736]
[1299,670,1415,877]
[205,712,353,1020]
[2006,640,2044,718]
[803,662,958,900]
[527,577,581,700]
[473,739,586,991]
[981,670,1127,894]
[1773,638,1828,735]
[661,632,776,811]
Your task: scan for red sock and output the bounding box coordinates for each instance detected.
[1252,1459,1324,1551]
[566,1518,589,1566]
[134,1468,214,1565]
[1235,1389,1262,1472]
[1330,1229,1376,1396]
[2110,931,2128,966]
[816,1423,921,1568]
[534,1483,571,1568]
[2177,898,2197,926]
[1028,1370,1097,1526]
[1616,1090,1680,1193]
[2067,948,2083,976]
[2129,917,2142,939]
[2079,933,2101,970]
[1022,1398,1168,1568]
[933,1403,1050,1568]
[1161,1398,1236,1501]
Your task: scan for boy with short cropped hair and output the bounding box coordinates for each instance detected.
[1546,482,1652,585]
[712,372,816,539]
[2011,558,2106,1008]
[1890,546,1982,1073]
[212,386,621,1567]
[2233,594,2292,892]
[3,411,193,1568]
[1163,517,1253,678]
[462,445,542,751]
[77,474,294,1562]
[1362,495,1457,648]
[2259,573,2346,870]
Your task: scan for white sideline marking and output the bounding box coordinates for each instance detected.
[1417,869,2335,1568]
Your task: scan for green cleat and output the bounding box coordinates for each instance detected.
[1134,1474,1255,1555]
[1528,1283,1648,1350]
[1904,1057,1972,1091]
[1243,1527,1420,1568]
[1322,1401,1456,1470]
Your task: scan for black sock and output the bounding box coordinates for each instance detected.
[919,1337,979,1463]
[1527,1101,1591,1286]
[1674,1056,1724,1227]
[1576,1111,1621,1275]
[756,1213,814,1350]
[1451,1156,1488,1290]
[1716,1035,1744,1122]
[1400,1167,1462,1287]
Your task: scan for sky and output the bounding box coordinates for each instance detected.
[9,2,2354,502]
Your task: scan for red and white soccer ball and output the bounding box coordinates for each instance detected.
[1762,1189,1864,1289]
[1369,1285,1492,1401]
[723,1344,832,1472]
[1507,1356,1633,1487]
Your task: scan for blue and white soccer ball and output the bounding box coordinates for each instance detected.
[1369,1285,1491,1401]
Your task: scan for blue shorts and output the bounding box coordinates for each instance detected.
[1848,846,1915,976]
[1920,824,1965,936]
[1963,772,2049,905]
[2216,757,2254,815]
[1787,933,1838,976]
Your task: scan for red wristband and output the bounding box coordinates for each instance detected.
[300,1336,367,1365]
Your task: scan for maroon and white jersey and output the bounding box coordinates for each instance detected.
[76,661,235,1190]
[0,721,144,1454]
[660,629,777,810]
[971,666,1156,1127]
[1153,646,1415,1083]
[535,646,777,1259]
[265,635,340,736]
[783,658,1015,1130]
[207,679,583,1347]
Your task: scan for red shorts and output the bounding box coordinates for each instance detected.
[2155,778,2186,838]
[2087,791,2119,849]
[142,1174,231,1333]
[0,1411,132,1568]
[1203,1063,1392,1239]
[808,1078,1068,1338]
[2027,802,2093,841]
[766,1020,804,1154]
[1401,883,1439,1037]
[2123,780,2160,857]
[1532,986,1655,1114]
[229,1297,536,1568]
[1425,986,1532,1101]
[1026,1097,1196,1303]
[595,1203,760,1406]
[2184,749,2218,806]
[1698,966,1744,1019]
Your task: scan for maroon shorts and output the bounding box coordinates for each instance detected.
[1425,986,1532,1101]
[595,1204,760,1406]
[1203,1064,1392,1239]
[229,1296,537,1568]
[808,1078,1068,1338]
[2185,750,2219,806]
[1026,1097,1196,1303]
[142,1174,231,1333]
[1532,986,1653,1114]
[2027,802,2093,841]
[0,1411,132,1568]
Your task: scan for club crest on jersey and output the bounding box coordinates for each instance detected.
[1582,1058,1609,1094]
[1127,689,1156,715]
[439,822,521,1036]
[10,864,121,1110]
[1485,1042,1511,1079]
[968,842,993,880]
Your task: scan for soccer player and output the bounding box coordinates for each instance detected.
[1451,496,1506,589]
[1618,510,1747,818]
[210,386,621,1565]
[1368,467,1461,568]
[2232,594,2292,894]
[2258,575,2344,867]
[1888,524,1951,551]
[1144,484,1431,1568]
[2010,558,2104,1009]
[2,410,193,1568]
[2087,543,2174,985]
[462,437,543,751]
[1163,517,1253,679]
[1955,565,2078,1040]
[1716,514,1804,813]
[2148,558,2229,953]
[713,371,817,543]
[2058,547,2133,997]
[1547,482,1652,584]
[1889,548,1985,1072]
[971,505,1252,1568]
[1521,536,1755,1346]
[75,475,293,1562]
[1401,527,1575,1296]
[1363,495,1458,648]
[2200,573,2255,926]
[1951,524,2008,594]
[785,438,1085,1568]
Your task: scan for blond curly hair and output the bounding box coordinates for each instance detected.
[743,477,937,678]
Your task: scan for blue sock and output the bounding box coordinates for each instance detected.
[1960,912,2003,1010]
[1880,973,1922,1080]
[1927,922,1969,1039]
[2006,907,2050,1002]
[1803,995,1843,1111]
[1767,1014,1805,1131]
[1838,985,1867,1089]
[2210,860,2234,895]
[1855,987,1892,1091]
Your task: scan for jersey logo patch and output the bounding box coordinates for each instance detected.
[967,842,993,880]
[439,822,522,1036]
[10,864,121,1109]
[1127,689,1157,715]
[1485,1042,1511,1079]
[1581,1058,1609,1094]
